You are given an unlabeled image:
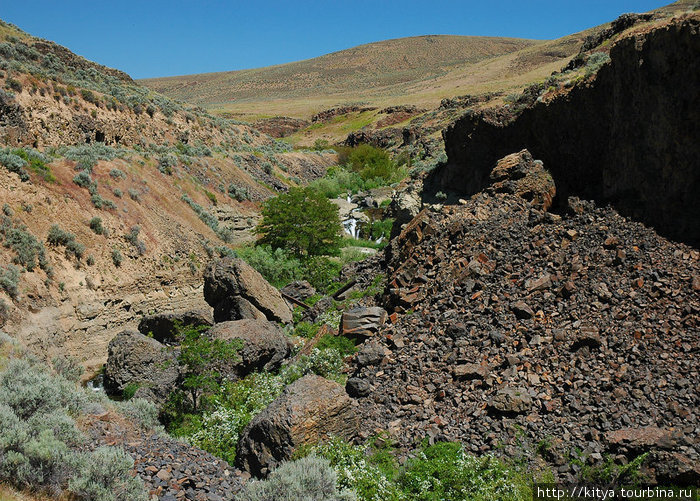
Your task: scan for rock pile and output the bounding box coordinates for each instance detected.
[347,152,699,484]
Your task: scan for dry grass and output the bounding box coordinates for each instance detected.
[142,1,696,123]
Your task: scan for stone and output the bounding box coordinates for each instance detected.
[340,307,388,341]
[570,326,602,350]
[453,363,488,380]
[486,150,556,211]
[203,257,292,324]
[489,387,533,415]
[605,426,679,454]
[207,320,292,378]
[104,330,179,405]
[346,377,371,398]
[511,301,534,319]
[137,310,213,345]
[355,342,390,367]
[280,281,316,302]
[236,375,360,477]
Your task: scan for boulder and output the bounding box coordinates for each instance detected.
[355,342,390,367]
[236,375,360,477]
[487,149,556,211]
[203,257,292,324]
[340,307,388,341]
[137,310,213,345]
[604,426,679,455]
[346,377,371,398]
[208,320,292,378]
[104,330,179,405]
[488,386,533,415]
[280,281,316,302]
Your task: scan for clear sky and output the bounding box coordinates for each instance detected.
[2,0,672,79]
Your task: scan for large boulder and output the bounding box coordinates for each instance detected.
[340,307,388,341]
[204,257,293,324]
[486,149,556,211]
[236,375,360,477]
[207,320,292,378]
[137,310,213,345]
[104,330,179,405]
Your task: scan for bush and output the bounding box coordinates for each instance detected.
[68,446,147,501]
[228,184,250,201]
[237,455,356,501]
[235,245,303,288]
[117,398,161,432]
[158,154,177,175]
[51,356,84,383]
[1,218,49,271]
[46,225,84,260]
[89,217,104,235]
[124,225,146,255]
[256,187,341,258]
[113,188,123,198]
[11,148,54,182]
[0,265,20,299]
[128,188,140,201]
[73,170,94,188]
[181,194,232,242]
[0,149,29,182]
[61,143,119,172]
[585,52,611,77]
[111,248,123,267]
[109,168,126,179]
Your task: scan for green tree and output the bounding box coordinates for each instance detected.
[255,187,341,258]
[177,325,241,412]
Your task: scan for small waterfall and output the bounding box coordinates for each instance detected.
[85,372,105,393]
[343,215,360,239]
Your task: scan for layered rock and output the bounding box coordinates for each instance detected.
[203,257,293,324]
[236,375,360,477]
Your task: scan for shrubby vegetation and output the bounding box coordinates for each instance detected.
[237,455,356,501]
[0,357,147,500]
[181,194,233,242]
[0,147,54,183]
[47,224,85,260]
[298,438,532,501]
[1,214,50,272]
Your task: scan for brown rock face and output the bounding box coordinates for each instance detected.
[203,257,292,324]
[207,319,292,378]
[236,375,360,477]
[431,16,700,246]
[137,310,213,345]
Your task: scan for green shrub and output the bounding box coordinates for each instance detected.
[73,170,93,188]
[61,143,119,172]
[128,188,140,201]
[124,225,146,255]
[117,398,161,432]
[235,245,303,288]
[1,218,49,271]
[585,52,611,77]
[0,265,20,299]
[0,149,29,182]
[51,356,84,383]
[228,184,250,201]
[68,446,147,501]
[158,154,177,175]
[113,188,123,198]
[111,248,123,267]
[181,194,232,242]
[11,148,54,182]
[89,216,104,235]
[109,168,126,179]
[237,455,356,501]
[46,225,84,260]
[256,187,341,258]
[122,382,140,401]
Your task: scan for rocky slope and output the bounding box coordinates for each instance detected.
[429,13,700,246]
[347,150,699,485]
[0,19,334,371]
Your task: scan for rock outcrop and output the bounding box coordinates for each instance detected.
[207,319,292,378]
[103,330,179,404]
[203,257,293,324]
[340,307,388,341]
[430,16,700,246]
[236,375,360,477]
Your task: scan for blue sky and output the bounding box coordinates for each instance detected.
[2,0,671,79]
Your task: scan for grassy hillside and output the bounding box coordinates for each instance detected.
[142,1,696,123]
[141,35,540,117]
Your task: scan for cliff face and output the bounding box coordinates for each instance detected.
[431,15,699,246]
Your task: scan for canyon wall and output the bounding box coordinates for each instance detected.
[430,16,699,246]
